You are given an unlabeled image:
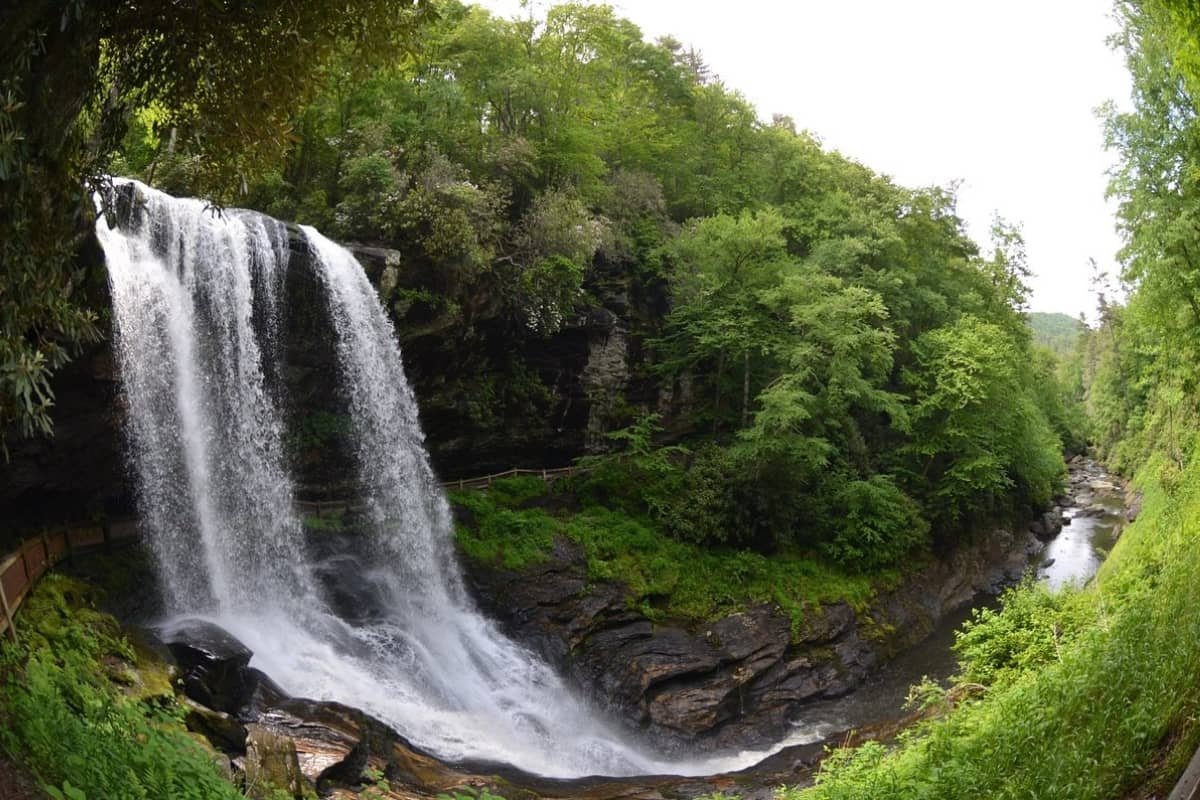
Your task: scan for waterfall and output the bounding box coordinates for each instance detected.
[99,185,312,612]
[98,179,790,778]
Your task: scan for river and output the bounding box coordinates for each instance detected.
[785,457,1127,737]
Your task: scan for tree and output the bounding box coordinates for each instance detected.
[901,315,1062,526]
[1,0,431,447]
[658,209,791,430]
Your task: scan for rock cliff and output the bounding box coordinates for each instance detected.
[0,210,660,528]
[461,524,1044,751]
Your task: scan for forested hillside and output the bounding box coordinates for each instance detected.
[8,0,1197,797]
[778,1,1200,796]
[114,0,1083,569]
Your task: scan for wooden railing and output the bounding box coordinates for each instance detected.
[2,466,585,635]
[0,521,139,642]
[440,464,587,491]
[295,465,589,515]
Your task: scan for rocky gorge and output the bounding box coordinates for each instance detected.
[458,459,1123,755]
[0,185,1120,798]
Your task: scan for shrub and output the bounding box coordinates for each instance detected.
[822,476,929,570]
[0,576,241,800]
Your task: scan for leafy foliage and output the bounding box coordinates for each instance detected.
[452,476,884,632]
[106,0,1070,567]
[2,0,430,448]
[0,576,242,800]
[773,5,1200,796]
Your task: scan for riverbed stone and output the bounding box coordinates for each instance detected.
[461,511,1049,752]
[244,724,306,799]
[184,697,248,752]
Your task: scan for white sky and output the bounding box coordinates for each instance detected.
[475,0,1132,319]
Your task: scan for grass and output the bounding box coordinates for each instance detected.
[775,447,1200,800]
[0,575,244,800]
[451,477,889,635]
[301,507,348,533]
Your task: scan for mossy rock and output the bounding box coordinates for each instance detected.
[126,629,179,704]
[244,724,309,800]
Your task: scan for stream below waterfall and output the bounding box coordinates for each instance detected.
[784,457,1127,738]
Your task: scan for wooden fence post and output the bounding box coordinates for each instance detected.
[0,570,17,644]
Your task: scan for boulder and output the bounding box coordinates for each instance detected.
[184,698,248,752]
[461,519,1045,752]
[161,619,253,713]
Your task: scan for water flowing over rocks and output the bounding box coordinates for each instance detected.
[92,180,803,782]
[7,180,1131,795]
[0,191,644,528]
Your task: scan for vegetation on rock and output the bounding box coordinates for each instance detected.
[0,576,243,800]
[452,476,885,631]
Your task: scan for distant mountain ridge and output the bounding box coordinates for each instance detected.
[1029,312,1086,356]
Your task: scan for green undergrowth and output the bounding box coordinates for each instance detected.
[0,575,242,800]
[451,476,889,633]
[776,447,1200,800]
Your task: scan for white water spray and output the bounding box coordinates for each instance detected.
[98,180,820,778]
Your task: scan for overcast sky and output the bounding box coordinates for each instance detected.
[475,0,1132,320]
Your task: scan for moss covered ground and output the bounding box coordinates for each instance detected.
[451,476,895,635]
[0,575,245,800]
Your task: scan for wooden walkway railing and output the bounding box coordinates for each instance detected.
[440,465,586,491]
[0,521,139,643]
[2,466,583,636]
[295,465,588,515]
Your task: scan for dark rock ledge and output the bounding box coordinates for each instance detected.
[156,618,829,800]
[461,522,1047,754]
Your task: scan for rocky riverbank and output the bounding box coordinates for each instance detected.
[148,617,830,800]
[458,460,1114,755]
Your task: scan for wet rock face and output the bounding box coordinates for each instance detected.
[461,525,1046,752]
[0,218,659,524]
[0,339,128,534]
[162,618,254,713]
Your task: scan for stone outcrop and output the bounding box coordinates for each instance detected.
[0,204,658,525]
[461,524,1044,752]
[159,620,827,800]
[243,724,306,799]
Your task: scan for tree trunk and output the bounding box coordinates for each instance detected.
[713,351,724,434]
[741,348,750,428]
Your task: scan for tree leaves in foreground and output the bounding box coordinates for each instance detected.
[0,0,431,448]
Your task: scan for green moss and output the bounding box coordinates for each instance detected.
[302,509,346,533]
[0,575,243,800]
[452,478,883,633]
[452,480,558,570]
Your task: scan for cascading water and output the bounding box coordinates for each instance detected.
[98,179,814,778]
[99,185,313,613]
